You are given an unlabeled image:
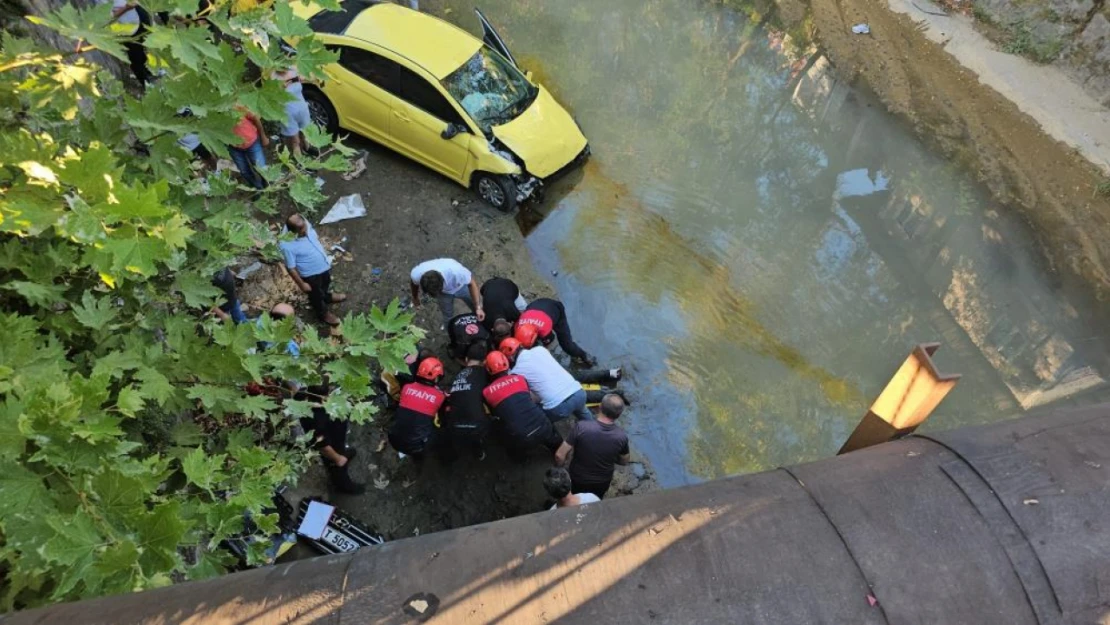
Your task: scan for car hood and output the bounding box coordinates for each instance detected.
[491,86,587,178]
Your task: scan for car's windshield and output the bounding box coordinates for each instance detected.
[441,46,535,130]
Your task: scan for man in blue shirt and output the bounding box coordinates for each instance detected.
[280,214,346,326]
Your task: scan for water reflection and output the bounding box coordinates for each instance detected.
[435,0,1110,484]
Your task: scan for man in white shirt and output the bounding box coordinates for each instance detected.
[502,338,592,422]
[410,258,484,323]
[544,468,600,509]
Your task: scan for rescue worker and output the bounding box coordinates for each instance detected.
[516,298,596,366]
[442,342,492,461]
[481,351,563,462]
[388,357,446,461]
[447,311,490,362]
[500,337,593,423]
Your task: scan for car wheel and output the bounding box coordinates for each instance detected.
[303,88,339,136]
[473,173,517,213]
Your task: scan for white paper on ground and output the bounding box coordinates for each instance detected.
[297,501,336,539]
[320,194,366,224]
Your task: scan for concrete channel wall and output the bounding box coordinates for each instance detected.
[9,405,1110,624]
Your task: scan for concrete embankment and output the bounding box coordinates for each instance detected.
[11,404,1109,624]
[785,0,1110,309]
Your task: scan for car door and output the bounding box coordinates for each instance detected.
[321,44,401,148]
[389,65,472,183]
[475,8,517,68]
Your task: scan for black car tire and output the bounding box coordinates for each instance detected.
[303,88,339,136]
[473,173,518,213]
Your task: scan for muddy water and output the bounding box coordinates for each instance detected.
[435,0,1110,486]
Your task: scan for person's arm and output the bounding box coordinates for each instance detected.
[248,113,269,148]
[468,277,484,321]
[110,3,134,18]
[617,439,630,465]
[287,267,312,293]
[410,281,421,307]
[210,306,230,322]
[320,444,347,466]
[554,441,573,467]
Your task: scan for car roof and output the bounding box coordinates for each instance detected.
[303,1,482,79]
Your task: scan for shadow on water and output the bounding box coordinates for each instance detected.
[433,0,1110,484]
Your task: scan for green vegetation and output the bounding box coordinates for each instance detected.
[0,0,421,611]
[1096,179,1110,197]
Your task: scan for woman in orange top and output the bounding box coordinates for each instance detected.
[228,107,269,190]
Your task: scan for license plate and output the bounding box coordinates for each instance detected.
[321,527,359,553]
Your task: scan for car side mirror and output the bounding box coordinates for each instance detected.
[441,123,465,140]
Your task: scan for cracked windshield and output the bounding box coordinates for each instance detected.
[436,0,1110,486]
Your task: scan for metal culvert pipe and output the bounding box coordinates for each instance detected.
[8,405,1110,624]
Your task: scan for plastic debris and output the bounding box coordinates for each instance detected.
[235,261,263,280]
[1023,498,1039,505]
[320,194,366,224]
[852,23,870,34]
[867,594,878,607]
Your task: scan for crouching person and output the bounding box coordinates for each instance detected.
[388,357,446,461]
[299,385,365,495]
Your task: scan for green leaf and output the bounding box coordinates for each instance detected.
[71,291,118,330]
[187,549,235,581]
[135,502,190,572]
[41,511,103,566]
[143,25,221,70]
[57,143,123,204]
[25,3,126,61]
[0,460,47,518]
[72,412,123,442]
[91,469,145,519]
[181,447,225,491]
[287,171,326,208]
[293,38,339,81]
[95,181,168,220]
[0,399,26,460]
[115,385,145,417]
[271,1,312,37]
[239,79,292,122]
[3,280,66,307]
[101,229,169,277]
[171,421,204,447]
[136,367,175,406]
[91,349,143,380]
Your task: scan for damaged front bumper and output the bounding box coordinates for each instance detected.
[513,144,590,204]
[513,173,543,203]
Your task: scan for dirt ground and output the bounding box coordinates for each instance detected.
[241,138,657,546]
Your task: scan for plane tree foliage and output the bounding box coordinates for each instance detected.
[0,0,421,610]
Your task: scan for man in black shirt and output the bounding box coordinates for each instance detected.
[447,312,490,362]
[554,393,630,499]
[442,343,492,461]
[480,277,527,331]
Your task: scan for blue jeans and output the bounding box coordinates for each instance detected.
[229,139,267,190]
[437,286,475,322]
[543,389,593,423]
[220,299,247,324]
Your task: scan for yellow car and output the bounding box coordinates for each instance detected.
[294,0,590,211]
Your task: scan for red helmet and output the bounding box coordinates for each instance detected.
[499,337,523,359]
[416,357,444,381]
[485,351,510,376]
[514,323,539,348]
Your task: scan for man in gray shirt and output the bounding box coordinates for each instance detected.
[554,394,630,499]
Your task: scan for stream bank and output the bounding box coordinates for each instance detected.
[256,141,657,544]
[797,0,1110,295]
